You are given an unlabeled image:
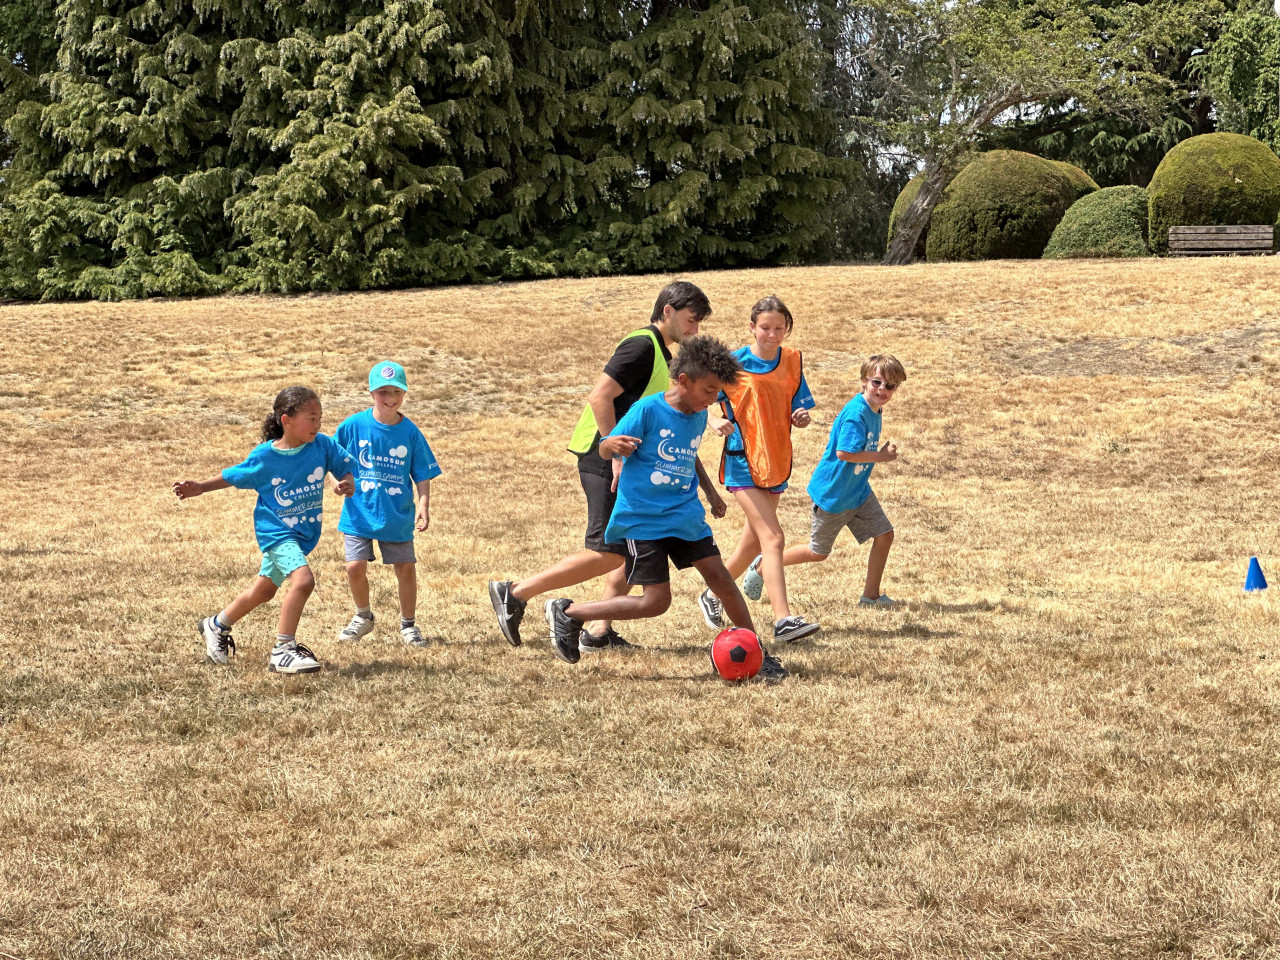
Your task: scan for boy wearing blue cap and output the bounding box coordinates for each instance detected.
[332,361,442,646]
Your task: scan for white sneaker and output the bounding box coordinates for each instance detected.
[858,593,899,609]
[269,641,321,674]
[199,616,235,665]
[401,624,428,648]
[336,613,374,641]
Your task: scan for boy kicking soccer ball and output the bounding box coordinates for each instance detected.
[333,361,442,647]
[545,336,787,682]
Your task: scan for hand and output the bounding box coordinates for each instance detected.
[172,480,202,500]
[611,456,623,494]
[791,408,811,428]
[416,508,430,532]
[334,476,355,497]
[708,490,728,519]
[709,416,735,438]
[599,435,641,459]
[879,442,898,463]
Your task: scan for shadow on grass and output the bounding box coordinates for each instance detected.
[330,657,447,680]
[904,599,1000,615]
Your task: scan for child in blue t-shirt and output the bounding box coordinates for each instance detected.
[173,386,356,674]
[544,336,786,682]
[780,354,906,607]
[332,361,442,647]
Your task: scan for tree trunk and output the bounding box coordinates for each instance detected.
[882,158,949,265]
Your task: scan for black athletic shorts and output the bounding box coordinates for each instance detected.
[622,535,720,586]
[578,459,627,556]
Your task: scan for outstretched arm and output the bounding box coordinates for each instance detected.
[172,475,231,500]
[836,443,897,464]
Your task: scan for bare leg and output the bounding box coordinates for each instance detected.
[345,560,370,609]
[277,565,315,637]
[566,582,671,623]
[220,576,278,625]
[584,562,629,638]
[725,488,790,621]
[863,530,894,600]
[512,550,624,603]
[393,562,416,619]
[721,514,761,580]
[782,544,829,567]
[693,556,754,635]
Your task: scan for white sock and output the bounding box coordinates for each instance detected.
[356,607,373,619]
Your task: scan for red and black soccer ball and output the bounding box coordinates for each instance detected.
[711,628,763,681]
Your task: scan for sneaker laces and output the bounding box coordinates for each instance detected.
[220,633,236,656]
[293,642,318,662]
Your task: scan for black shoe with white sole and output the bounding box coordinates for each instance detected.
[545,599,584,664]
[758,651,788,682]
[773,615,821,644]
[697,588,724,630]
[579,627,641,654]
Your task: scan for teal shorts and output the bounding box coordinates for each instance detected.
[258,540,310,586]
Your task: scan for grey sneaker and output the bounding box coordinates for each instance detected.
[758,651,787,683]
[337,613,374,642]
[579,627,640,654]
[858,593,898,608]
[774,615,821,643]
[400,624,428,648]
[545,599,583,664]
[488,580,526,646]
[698,588,724,630]
[199,616,235,665]
[269,641,321,675]
[741,554,764,601]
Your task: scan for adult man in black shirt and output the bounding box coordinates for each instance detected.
[488,281,727,656]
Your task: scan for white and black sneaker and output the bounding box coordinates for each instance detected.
[579,627,641,654]
[269,641,321,675]
[400,624,428,648]
[488,580,526,646]
[199,616,235,665]
[698,588,724,630]
[545,599,583,664]
[774,615,821,644]
[336,613,374,642]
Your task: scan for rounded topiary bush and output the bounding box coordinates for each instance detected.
[887,175,928,260]
[1147,133,1280,253]
[1044,186,1150,259]
[926,151,1098,261]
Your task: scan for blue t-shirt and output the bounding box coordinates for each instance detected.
[334,409,442,543]
[719,346,816,490]
[806,393,881,513]
[604,392,712,544]
[222,433,356,554]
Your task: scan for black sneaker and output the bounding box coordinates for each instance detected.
[579,627,641,654]
[545,599,583,664]
[774,615,821,644]
[697,588,724,630]
[488,580,526,646]
[758,652,788,683]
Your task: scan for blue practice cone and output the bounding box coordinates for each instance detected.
[1245,556,1268,592]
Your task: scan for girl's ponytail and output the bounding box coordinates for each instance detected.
[261,386,319,442]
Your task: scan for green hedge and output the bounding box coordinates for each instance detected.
[1147,133,1280,254]
[926,151,1097,261]
[1044,186,1150,259]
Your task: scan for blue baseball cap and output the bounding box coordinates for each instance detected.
[369,361,407,392]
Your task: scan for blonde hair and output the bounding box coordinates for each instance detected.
[860,354,907,385]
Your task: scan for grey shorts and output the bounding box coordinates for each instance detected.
[810,490,893,555]
[344,534,416,565]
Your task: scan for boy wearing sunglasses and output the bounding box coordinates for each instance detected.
[769,354,906,607]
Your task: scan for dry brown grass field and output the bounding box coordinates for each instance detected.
[3,259,1280,959]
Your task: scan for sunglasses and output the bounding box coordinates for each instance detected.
[868,378,900,391]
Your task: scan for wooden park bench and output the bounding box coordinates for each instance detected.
[1168,224,1275,256]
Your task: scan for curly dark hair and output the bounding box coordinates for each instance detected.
[262,386,320,442]
[669,335,741,386]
